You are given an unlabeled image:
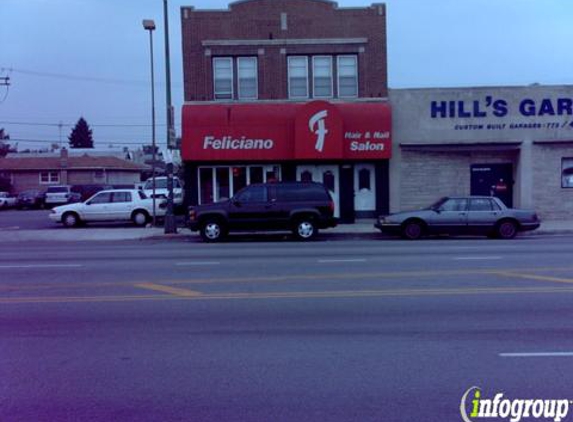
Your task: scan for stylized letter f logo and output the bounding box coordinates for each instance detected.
[309,110,328,152]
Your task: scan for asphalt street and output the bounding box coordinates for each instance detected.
[2,237,573,421]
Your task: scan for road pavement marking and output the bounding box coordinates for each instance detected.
[0,264,83,269]
[495,271,573,284]
[3,286,573,304]
[175,261,221,266]
[317,259,367,263]
[134,282,202,297]
[453,256,502,261]
[500,352,573,358]
[3,266,573,293]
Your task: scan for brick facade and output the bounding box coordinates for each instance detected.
[532,144,573,219]
[181,0,387,102]
[399,150,518,211]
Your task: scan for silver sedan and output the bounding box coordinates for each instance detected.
[375,196,540,240]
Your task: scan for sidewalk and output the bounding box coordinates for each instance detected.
[1,220,573,242]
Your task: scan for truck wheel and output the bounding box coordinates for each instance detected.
[293,218,317,240]
[200,219,226,242]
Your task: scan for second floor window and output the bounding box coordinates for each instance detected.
[237,57,258,100]
[213,57,258,101]
[213,57,233,100]
[337,56,358,98]
[288,56,309,99]
[312,56,333,98]
[288,55,358,99]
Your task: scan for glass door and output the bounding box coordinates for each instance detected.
[296,165,339,217]
[354,164,375,212]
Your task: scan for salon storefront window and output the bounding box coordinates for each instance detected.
[197,165,281,204]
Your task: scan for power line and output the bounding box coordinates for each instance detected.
[1,67,183,88]
[9,137,163,146]
[4,67,148,86]
[0,120,169,128]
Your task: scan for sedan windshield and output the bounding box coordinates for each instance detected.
[426,197,448,210]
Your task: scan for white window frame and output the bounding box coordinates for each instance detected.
[213,57,234,100]
[337,55,358,99]
[312,56,333,99]
[237,57,258,100]
[287,56,309,99]
[39,171,60,185]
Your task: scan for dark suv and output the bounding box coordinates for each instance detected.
[188,182,337,241]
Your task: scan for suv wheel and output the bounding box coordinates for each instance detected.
[201,219,226,242]
[293,218,317,241]
[62,212,80,228]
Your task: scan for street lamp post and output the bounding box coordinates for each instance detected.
[142,19,157,227]
[163,0,177,234]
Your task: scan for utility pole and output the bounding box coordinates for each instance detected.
[58,121,63,148]
[0,77,9,87]
[163,0,177,234]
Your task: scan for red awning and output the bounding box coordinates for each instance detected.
[182,101,391,161]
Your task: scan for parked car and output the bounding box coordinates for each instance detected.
[0,192,17,209]
[143,176,184,206]
[71,184,113,202]
[16,190,45,209]
[188,182,337,242]
[44,185,81,207]
[374,196,540,240]
[49,189,166,227]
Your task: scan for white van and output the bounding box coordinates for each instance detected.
[45,185,81,206]
[142,176,183,205]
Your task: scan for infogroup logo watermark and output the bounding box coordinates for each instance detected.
[460,387,571,422]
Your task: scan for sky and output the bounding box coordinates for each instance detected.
[1,0,573,151]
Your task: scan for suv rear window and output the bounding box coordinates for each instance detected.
[276,184,329,202]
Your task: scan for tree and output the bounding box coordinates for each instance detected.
[0,128,15,157]
[68,117,94,148]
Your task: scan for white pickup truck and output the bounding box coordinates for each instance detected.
[143,176,183,206]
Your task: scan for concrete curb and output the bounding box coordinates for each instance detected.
[1,222,572,243]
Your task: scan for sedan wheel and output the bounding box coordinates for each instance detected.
[62,212,79,228]
[402,221,423,240]
[497,220,517,239]
[132,211,149,227]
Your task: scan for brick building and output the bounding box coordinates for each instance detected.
[0,149,148,194]
[180,0,391,222]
